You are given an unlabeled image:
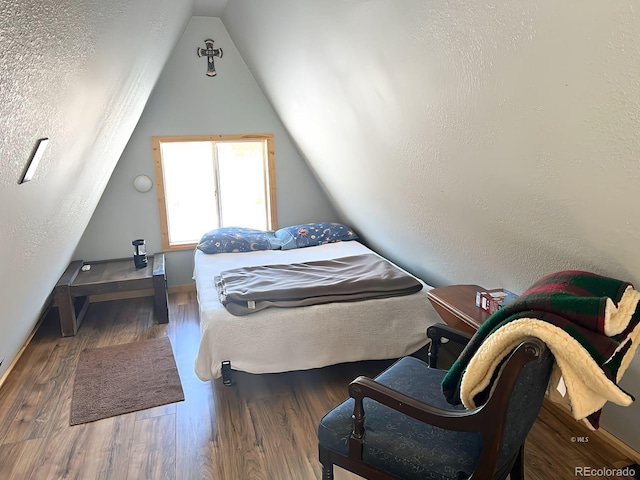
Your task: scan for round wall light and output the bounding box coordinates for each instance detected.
[133,174,153,193]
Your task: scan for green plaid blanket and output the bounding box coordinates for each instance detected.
[441,270,640,429]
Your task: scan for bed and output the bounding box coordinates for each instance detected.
[194,240,441,381]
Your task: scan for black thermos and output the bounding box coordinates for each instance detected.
[132,239,148,268]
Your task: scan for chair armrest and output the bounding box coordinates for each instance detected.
[348,376,485,437]
[348,377,494,477]
[426,323,474,368]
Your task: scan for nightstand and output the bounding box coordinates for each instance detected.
[427,284,491,334]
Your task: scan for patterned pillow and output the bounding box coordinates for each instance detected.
[197,227,276,254]
[275,222,358,250]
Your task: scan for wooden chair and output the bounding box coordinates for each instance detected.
[317,324,554,479]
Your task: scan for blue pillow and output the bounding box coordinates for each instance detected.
[197,227,278,254]
[275,222,358,250]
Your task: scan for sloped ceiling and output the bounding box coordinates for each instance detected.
[223,0,640,289]
[0,0,193,377]
[222,0,640,448]
[193,0,228,17]
[2,0,640,452]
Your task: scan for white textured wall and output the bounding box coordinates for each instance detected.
[0,1,192,378]
[74,17,339,286]
[223,1,640,449]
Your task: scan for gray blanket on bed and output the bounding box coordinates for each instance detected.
[214,253,423,316]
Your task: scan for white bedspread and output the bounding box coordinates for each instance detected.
[193,241,440,380]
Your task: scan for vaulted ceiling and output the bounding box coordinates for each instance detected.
[0,0,194,391]
[2,0,640,451]
[192,0,228,17]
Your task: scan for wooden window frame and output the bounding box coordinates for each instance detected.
[152,134,278,251]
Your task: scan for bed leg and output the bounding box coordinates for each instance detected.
[221,360,233,386]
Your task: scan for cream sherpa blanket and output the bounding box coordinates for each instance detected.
[442,270,640,429]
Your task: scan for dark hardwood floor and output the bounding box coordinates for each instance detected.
[0,292,636,479]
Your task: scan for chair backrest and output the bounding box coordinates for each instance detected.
[497,345,555,469]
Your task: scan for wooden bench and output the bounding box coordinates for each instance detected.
[54,253,168,336]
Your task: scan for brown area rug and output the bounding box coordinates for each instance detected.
[70,337,184,425]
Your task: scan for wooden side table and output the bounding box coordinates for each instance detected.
[55,253,169,337]
[427,284,491,334]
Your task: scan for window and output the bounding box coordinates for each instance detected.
[152,134,277,251]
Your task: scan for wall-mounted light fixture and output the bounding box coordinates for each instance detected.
[133,174,153,193]
[19,138,49,184]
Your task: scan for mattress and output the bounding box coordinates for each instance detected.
[193,241,441,380]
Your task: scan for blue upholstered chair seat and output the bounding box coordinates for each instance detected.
[318,357,483,480]
[318,324,554,480]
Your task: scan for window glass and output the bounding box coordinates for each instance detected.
[216,141,268,230]
[153,135,276,250]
